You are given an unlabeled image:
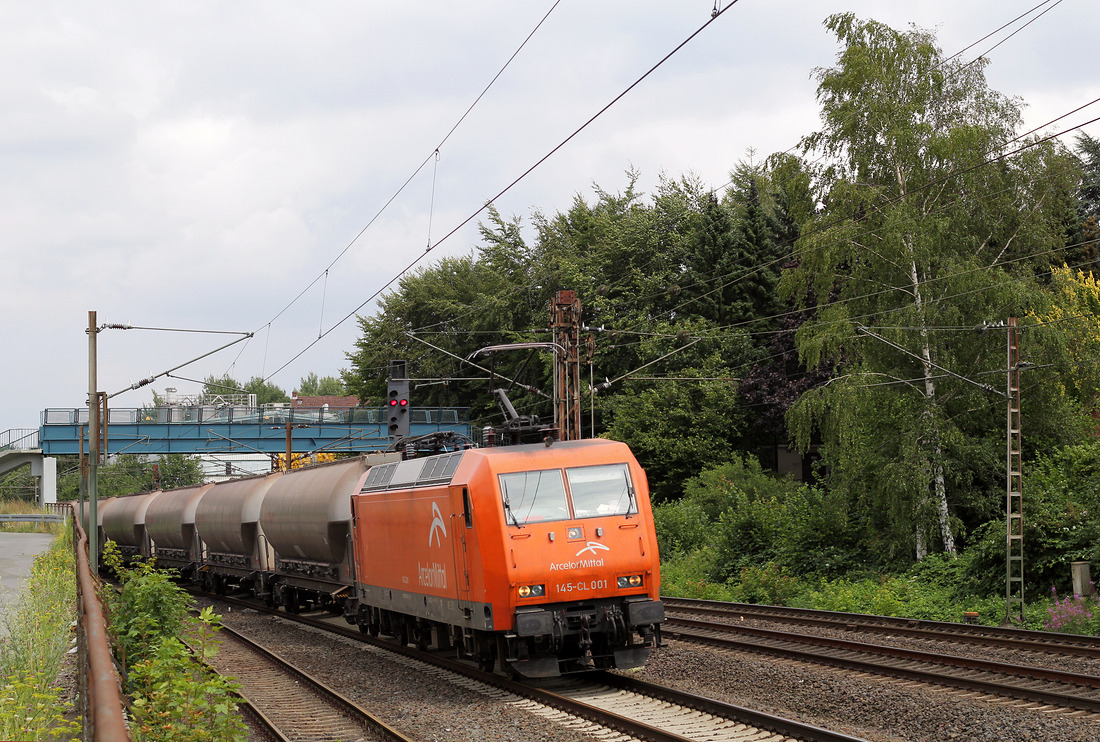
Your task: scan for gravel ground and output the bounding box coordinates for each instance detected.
[634,638,1100,742]
[209,603,617,742]
[207,598,1100,741]
[679,608,1100,677]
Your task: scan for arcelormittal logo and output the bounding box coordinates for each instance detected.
[429,502,447,547]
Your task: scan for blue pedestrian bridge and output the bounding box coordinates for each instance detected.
[36,405,472,456]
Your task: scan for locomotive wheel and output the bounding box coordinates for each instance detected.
[476,640,497,673]
[415,623,430,651]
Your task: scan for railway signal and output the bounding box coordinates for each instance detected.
[388,360,409,438]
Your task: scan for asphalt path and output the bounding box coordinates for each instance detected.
[0,531,57,637]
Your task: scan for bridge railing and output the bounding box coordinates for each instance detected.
[41,406,469,426]
[0,428,39,449]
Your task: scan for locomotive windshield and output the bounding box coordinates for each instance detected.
[566,464,636,518]
[499,470,569,525]
[499,463,636,525]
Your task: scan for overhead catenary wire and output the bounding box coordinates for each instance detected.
[251,1,1049,379]
[256,1,564,334]
[262,2,743,383]
[942,0,1061,66]
[579,2,1086,337]
[269,1,1091,396]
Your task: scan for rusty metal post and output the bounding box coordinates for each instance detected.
[87,311,99,574]
[551,290,582,441]
[78,425,86,534]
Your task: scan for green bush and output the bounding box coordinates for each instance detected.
[661,453,867,581]
[711,493,784,580]
[657,550,737,601]
[101,542,245,742]
[101,542,190,669]
[961,443,1100,602]
[730,563,801,605]
[128,608,245,742]
[652,498,710,557]
[778,486,866,578]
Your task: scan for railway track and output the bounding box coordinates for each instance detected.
[201,619,414,742]
[663,596,1100,658]
[664,612,1100,714]
[200,592,869,742]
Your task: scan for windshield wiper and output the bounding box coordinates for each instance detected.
[502,495,522,527]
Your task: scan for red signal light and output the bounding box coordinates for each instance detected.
[399,399,408,407]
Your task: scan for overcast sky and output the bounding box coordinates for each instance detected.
[2,0,1096,431]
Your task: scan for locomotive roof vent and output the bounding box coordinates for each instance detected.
[360,451,464,492]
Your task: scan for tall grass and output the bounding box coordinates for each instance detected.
[0,526,81,741]
[0,496,66,534]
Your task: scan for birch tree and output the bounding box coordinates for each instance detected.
[782,14,1079,560]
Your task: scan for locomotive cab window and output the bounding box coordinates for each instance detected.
[499,470,569,525]
[566,463,636,518]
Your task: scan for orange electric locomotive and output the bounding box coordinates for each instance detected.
[347,437,665,677]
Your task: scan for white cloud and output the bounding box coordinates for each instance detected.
[1,0,1097,426]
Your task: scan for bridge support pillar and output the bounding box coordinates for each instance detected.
[30,456,57,506]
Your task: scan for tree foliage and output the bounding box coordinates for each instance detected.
[336,14,1097,589]
[295,372,347,397]
[58,454,203,500]
[201,374,288,405]
[781,14,1083,560]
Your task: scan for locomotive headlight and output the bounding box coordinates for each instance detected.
[617,575,643,589]
[518,584,545,598]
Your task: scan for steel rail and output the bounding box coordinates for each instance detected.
[598,672,869,742]
[212,621,414,742]
[202,592,865,742]
[666,617,1100,713]
[234,701,291,742]
[662,596,1100,658]
[210,596,698,742]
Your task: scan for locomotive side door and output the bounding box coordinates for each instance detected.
[451,486,473,603]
